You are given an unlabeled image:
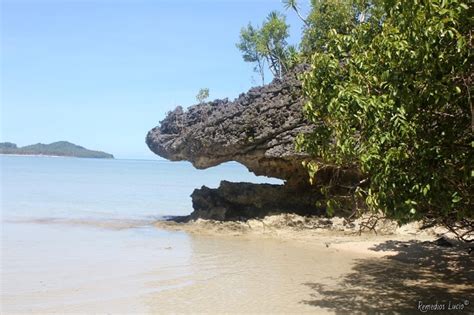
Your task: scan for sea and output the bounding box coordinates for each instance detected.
[2,155,338,313]
[0,155,281,223]
[2,155,468,314]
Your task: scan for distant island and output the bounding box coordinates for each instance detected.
[0,141,114,159]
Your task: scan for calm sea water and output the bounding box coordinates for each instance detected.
[0,155,281,222]
[1,155,284,313]
[0,156,356,314]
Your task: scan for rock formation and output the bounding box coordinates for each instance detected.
[146,65,313,186]
[146,65,358,220]
[189,181,325,221]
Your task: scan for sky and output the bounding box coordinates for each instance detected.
[1,0,308,159]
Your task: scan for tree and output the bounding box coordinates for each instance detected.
[196,88,209,104]
[259,11,290,79]
[297,0,473,238]
[237,11,292,81]
[282,0,309,26]
[237,24,266,84]
[299,0,383,55]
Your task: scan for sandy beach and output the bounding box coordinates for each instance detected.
[2,213,473,314]
[151,214,473,314]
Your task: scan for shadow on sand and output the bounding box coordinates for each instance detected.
[301,240,474,314]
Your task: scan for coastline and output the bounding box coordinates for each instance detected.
[152,214,473,313]
[0,153,69,158]
[155,213,448,243]
[3,210,472,314]
[0,153,114,159]
[154,213,473,253]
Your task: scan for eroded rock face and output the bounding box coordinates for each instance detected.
[146,65,360,220]
[146,65,313,188]
[189,181,324,221]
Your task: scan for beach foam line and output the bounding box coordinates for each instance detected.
[4,216,156,230]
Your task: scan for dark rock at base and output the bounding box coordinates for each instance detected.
[189,181,325,221]
[433,237,453,247]
[164,215,191,223]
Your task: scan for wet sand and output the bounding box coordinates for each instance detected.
[2,215,473,314]
[153,215,474,314]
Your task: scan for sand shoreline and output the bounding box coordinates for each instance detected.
[3,214,472,314]
[154,213,463,256]
[151,214,473,313]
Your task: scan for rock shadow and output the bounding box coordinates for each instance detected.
[301,240,474,314]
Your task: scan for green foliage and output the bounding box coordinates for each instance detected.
[297,0,473,225]
[260,11,291,78]
[237,11,295,81]
[196,88,210,104]
[0,142,18,149]
[237,24,266,84]
[0,141,114,158]
[285,45,301,70]
[300,0,384,55]
[282,0,309,26]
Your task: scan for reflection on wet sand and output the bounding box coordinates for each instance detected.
[2,219,472,314]
[143,234,371,314]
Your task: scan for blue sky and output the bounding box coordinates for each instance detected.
[1,0,308,159]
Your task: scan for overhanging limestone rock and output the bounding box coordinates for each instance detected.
[146,65,313,188]
[146,65,360,220]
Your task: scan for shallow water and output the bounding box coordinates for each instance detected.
[4,156,467,314]
[2,219,355,314]
[4,156,343,314]
[2,222,192,313]
[0,155,282,222]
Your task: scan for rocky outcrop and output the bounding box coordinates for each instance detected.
[190,181,324,221]
[146,65,359,220]
[146,65,313,188]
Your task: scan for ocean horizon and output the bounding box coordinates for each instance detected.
[1,155,281,223]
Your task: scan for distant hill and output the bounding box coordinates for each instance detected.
[0,141,114,159]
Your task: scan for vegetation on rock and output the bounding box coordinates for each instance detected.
[237,11,295,82]
[196,88,210,104]
[150,0,472,240]
[291,0,472,239]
